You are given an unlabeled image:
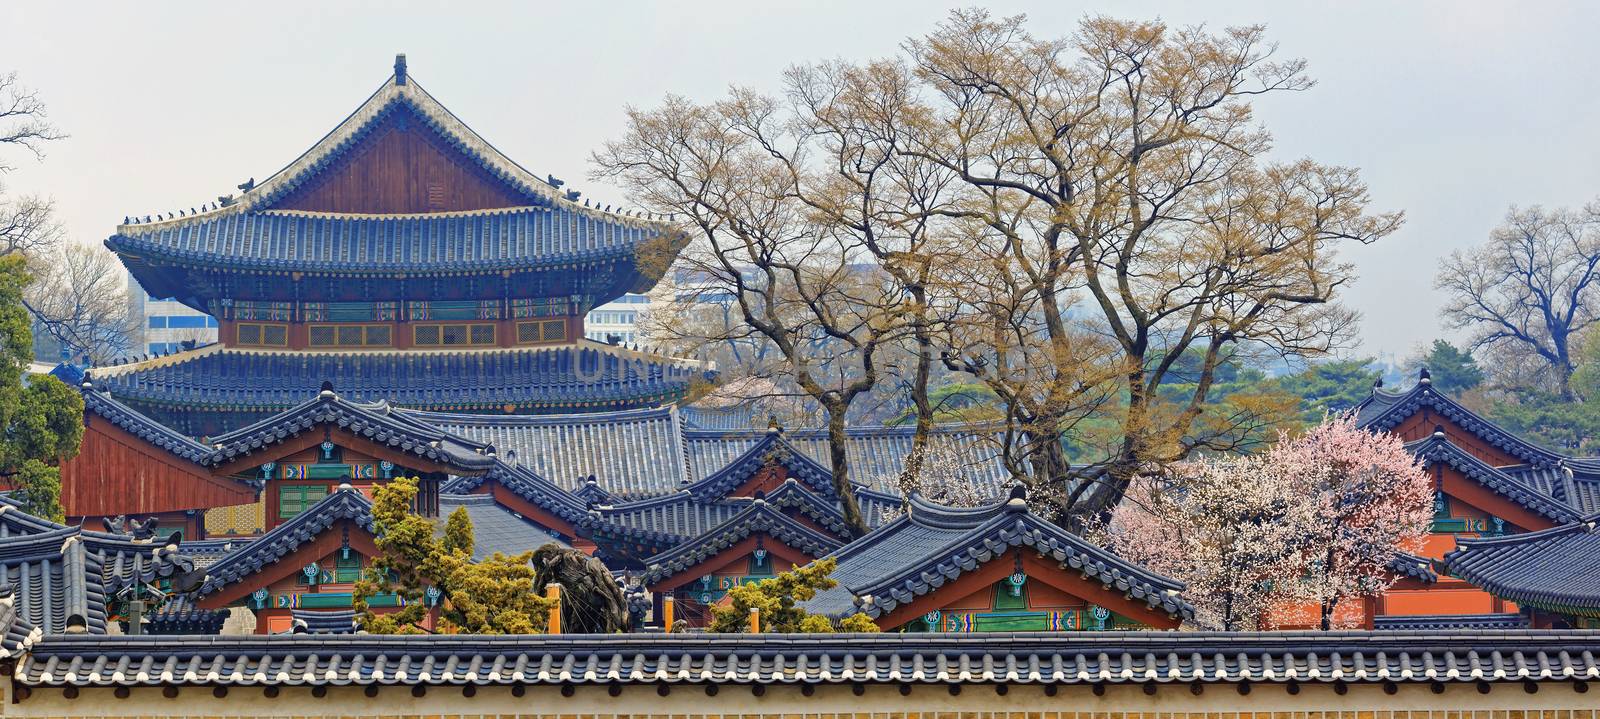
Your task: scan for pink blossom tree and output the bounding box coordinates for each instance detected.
[1100,413,1432,630]
[1271,413,1432,630]
[1099,456,1313,630]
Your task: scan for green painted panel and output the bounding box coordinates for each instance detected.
[307,465,352,479]
[973,611,1048,632]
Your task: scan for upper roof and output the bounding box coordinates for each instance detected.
[88,343,712,426]
[107,57,679,302]
[802,492,1191,621]
[1445,512,1600,618]
[1356,376,1600,472]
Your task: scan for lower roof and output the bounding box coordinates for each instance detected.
[1445,514,1600,617]
[87,342,712,421]
[414,404,1013,498]
[17,630,1600,687]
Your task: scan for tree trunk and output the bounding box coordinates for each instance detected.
[825,407,871,537]
[1319,543,1339,631]
[895,320,936,502]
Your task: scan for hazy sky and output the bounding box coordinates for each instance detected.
[3,1,1598,361]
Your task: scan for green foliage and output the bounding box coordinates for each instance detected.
[1272,358,1381,424]
[707,558,879,633]
[1412,340,1483,394]
[354,477,553,634]
[1483,339,1600,452]
[442,505,472,556]
[0,256,83,521]
[889,382,1003,425]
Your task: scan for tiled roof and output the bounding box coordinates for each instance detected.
[589,491,746,546]
[0,500,197,640]
[684,425,1012,498]
[803,493,1191,621]
[200,388,497,473]
[145,595,228,635]
[444,461,592,529]
[1373,613,1528,631]
[1445,513,1600,617]
[640,500,844,585]
[588,476,893,556]
[175,538,257,569]
[409,405,1011,498]
[681,430,833,500]
[0,587,41,659]
[80,385,214,464]
[289,609,358,635]
[111,206,667,276]
[108,65,675,291]
[1406,435,1581,524]
[90,344,709,421]
[411,405,689,497]
[20,631,1600,687]
[197,487,374,598]
[1387,550,1438,584]
[1356,379,1600,473]
[439,494,569,560]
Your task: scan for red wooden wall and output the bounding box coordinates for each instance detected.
[59,419,256,518]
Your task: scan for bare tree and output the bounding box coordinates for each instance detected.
[0,72,66,258]
[595,79,959,535]
[897,11,1401,525]
[25,244,137,363]
[1437,203,1600,398]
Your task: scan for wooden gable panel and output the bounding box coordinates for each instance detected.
[267,107,530,214]
[60,420,255,517]
[1391,410,1522,467]
[873,552,1182,631]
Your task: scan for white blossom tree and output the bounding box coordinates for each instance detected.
[1101,414,1431,630]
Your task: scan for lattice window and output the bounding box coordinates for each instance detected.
[337,325,363,346]
[414,322,495,347]
[308,325,336,347]
[278,484,329,520]
[368,325,391,346]
[236,322,288,347]
[516,319,566,345]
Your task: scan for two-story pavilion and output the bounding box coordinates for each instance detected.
[94,55,711,435]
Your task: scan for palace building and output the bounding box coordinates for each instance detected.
[94,54,710,435]
[46,53,1600,642]
[1349,369,1600,629]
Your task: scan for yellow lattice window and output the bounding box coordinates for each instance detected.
[516,319,566,345]
[235,322,288,348]
[413,322,496,347]
[308,324,393,348]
